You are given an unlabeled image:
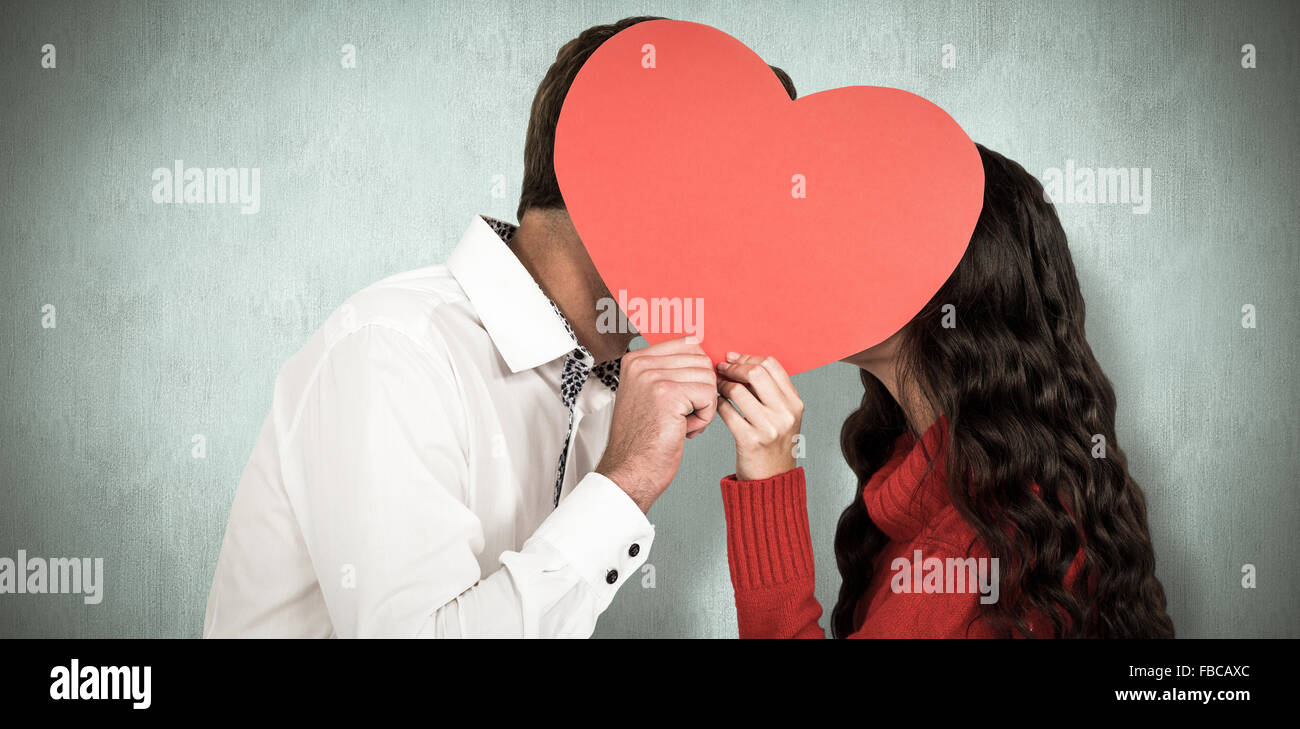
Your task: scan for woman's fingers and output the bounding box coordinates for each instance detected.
[754,355,798,401]
[717,356,784,406]
[715,394,750,436]
[720,353,801,405]
[716,353,803,482]
[717,378,772,431]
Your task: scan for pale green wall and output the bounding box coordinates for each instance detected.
[1,0,1296,638]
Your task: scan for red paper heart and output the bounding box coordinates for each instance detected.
[555,20,984,374]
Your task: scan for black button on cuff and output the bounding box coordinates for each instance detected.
[605,569,619,584]
[628,543,640,558]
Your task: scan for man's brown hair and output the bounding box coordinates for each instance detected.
[517,17,798,222]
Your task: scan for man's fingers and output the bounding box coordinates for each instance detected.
[625,353,713,374]
[621,340,715,439]
[632,335,706,358]
[682,380,717,423]
[643,365,717,386]
[681,380,717,436]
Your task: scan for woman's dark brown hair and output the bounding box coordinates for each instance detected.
[833,144,1175,638]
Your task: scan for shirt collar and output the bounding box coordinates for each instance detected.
[446,215,580,373]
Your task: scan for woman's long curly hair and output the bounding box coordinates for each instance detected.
[832,144,1174,638]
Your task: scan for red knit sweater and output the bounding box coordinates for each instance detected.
[719,419,1082,638]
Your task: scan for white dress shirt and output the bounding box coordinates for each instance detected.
[204,215,654,638]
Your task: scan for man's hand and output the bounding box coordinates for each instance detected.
[596,336,717,512]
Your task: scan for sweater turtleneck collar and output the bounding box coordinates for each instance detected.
[861,417,951,542]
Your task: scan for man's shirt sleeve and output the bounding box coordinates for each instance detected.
[277,323,653,637]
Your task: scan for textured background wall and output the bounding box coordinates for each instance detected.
[1,0,1296,638]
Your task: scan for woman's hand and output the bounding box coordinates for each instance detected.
[716,353,804,481]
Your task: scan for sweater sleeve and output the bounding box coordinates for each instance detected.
[719,468,826,639]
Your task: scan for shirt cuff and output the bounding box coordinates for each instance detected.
[528,471,655,609]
